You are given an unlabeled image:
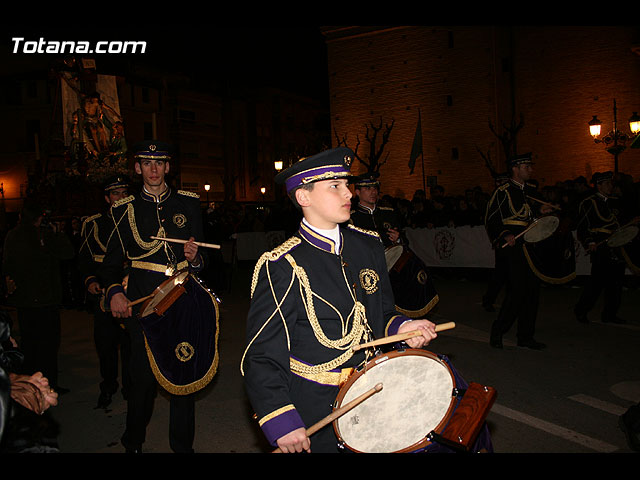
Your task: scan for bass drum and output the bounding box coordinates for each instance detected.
[138,270,220,395]
[333,349,495,453]
[385,246,439,318]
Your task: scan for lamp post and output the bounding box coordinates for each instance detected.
[204,183,210,206]
[588,98,640,173]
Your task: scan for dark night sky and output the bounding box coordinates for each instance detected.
[1,24,330,102]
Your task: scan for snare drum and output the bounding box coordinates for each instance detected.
[606,225,639,248]
[333,349,495,453]
[523,216,560,244]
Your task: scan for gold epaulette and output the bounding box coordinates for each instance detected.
[83,213,102,224]
[379,206,394,211]
[177,189,200,199]
[250,237,301,298]
[112,195,135,208]
[267,236,302,261]
[347,224,380,238]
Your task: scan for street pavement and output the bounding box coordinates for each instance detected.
[25,263,640,455]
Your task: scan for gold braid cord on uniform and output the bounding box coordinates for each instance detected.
[485,184,532,239]
[241,237,371,377]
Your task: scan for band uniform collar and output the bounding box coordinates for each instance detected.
[596,192,608,202]
[298,221,342,255]
[356,202,376,214]
[141,183,171,203]
[509,178,525,190]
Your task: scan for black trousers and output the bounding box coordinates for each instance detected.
[120,319,195,453]
[490,246,540,342]
[575,250,626,321]
[483,248,508,306]
[16,307,61,388]
[93,306,131,396]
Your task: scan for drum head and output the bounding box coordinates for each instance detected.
[141,270,190,317]
[334,350,455,453]
[524,216,559,243]
[607,225,639,248]
[384,245,404,271]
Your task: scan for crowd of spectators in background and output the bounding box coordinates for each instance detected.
[201,171,640,237]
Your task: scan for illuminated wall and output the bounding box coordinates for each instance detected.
[324,26,640,199]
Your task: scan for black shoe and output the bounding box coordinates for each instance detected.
[489,337,503,349]
[517,339,547,350]
[95,392,113,409]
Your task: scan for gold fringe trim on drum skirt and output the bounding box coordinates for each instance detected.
[523,244,576,285]
[142,279,220,395]
[394,294,440,318]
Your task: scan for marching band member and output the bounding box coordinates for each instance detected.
[241,147,437,453]
[100,140,209,453]
[77,175,131,409]
[484,153,551,350]
[574,171,634,324]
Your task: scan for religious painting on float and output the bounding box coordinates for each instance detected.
[59,61,129,184]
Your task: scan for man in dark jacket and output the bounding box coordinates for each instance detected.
[2,200,75,392]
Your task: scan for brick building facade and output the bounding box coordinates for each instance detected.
[323,26,640,199]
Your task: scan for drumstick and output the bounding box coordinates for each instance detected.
[150,236,221,249]
[526,195,562,211]
[501,223,534,249]
[272,383,384,453]
[352,321,456,352]
[127,292,155,308]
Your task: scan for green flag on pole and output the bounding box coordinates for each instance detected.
[409,110,422,174]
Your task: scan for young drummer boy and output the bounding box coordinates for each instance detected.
[241,147,437,453]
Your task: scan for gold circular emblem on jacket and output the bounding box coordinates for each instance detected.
[359,268,379,294]
[175,342,195,362]
[417,269,428,285]
[173,213,187,228]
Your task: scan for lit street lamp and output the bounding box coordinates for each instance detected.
[588,98,640,173]
[204,183,210,205]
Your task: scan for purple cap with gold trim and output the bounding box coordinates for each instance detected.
[275,147,354,193]
[132,140,172,161]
